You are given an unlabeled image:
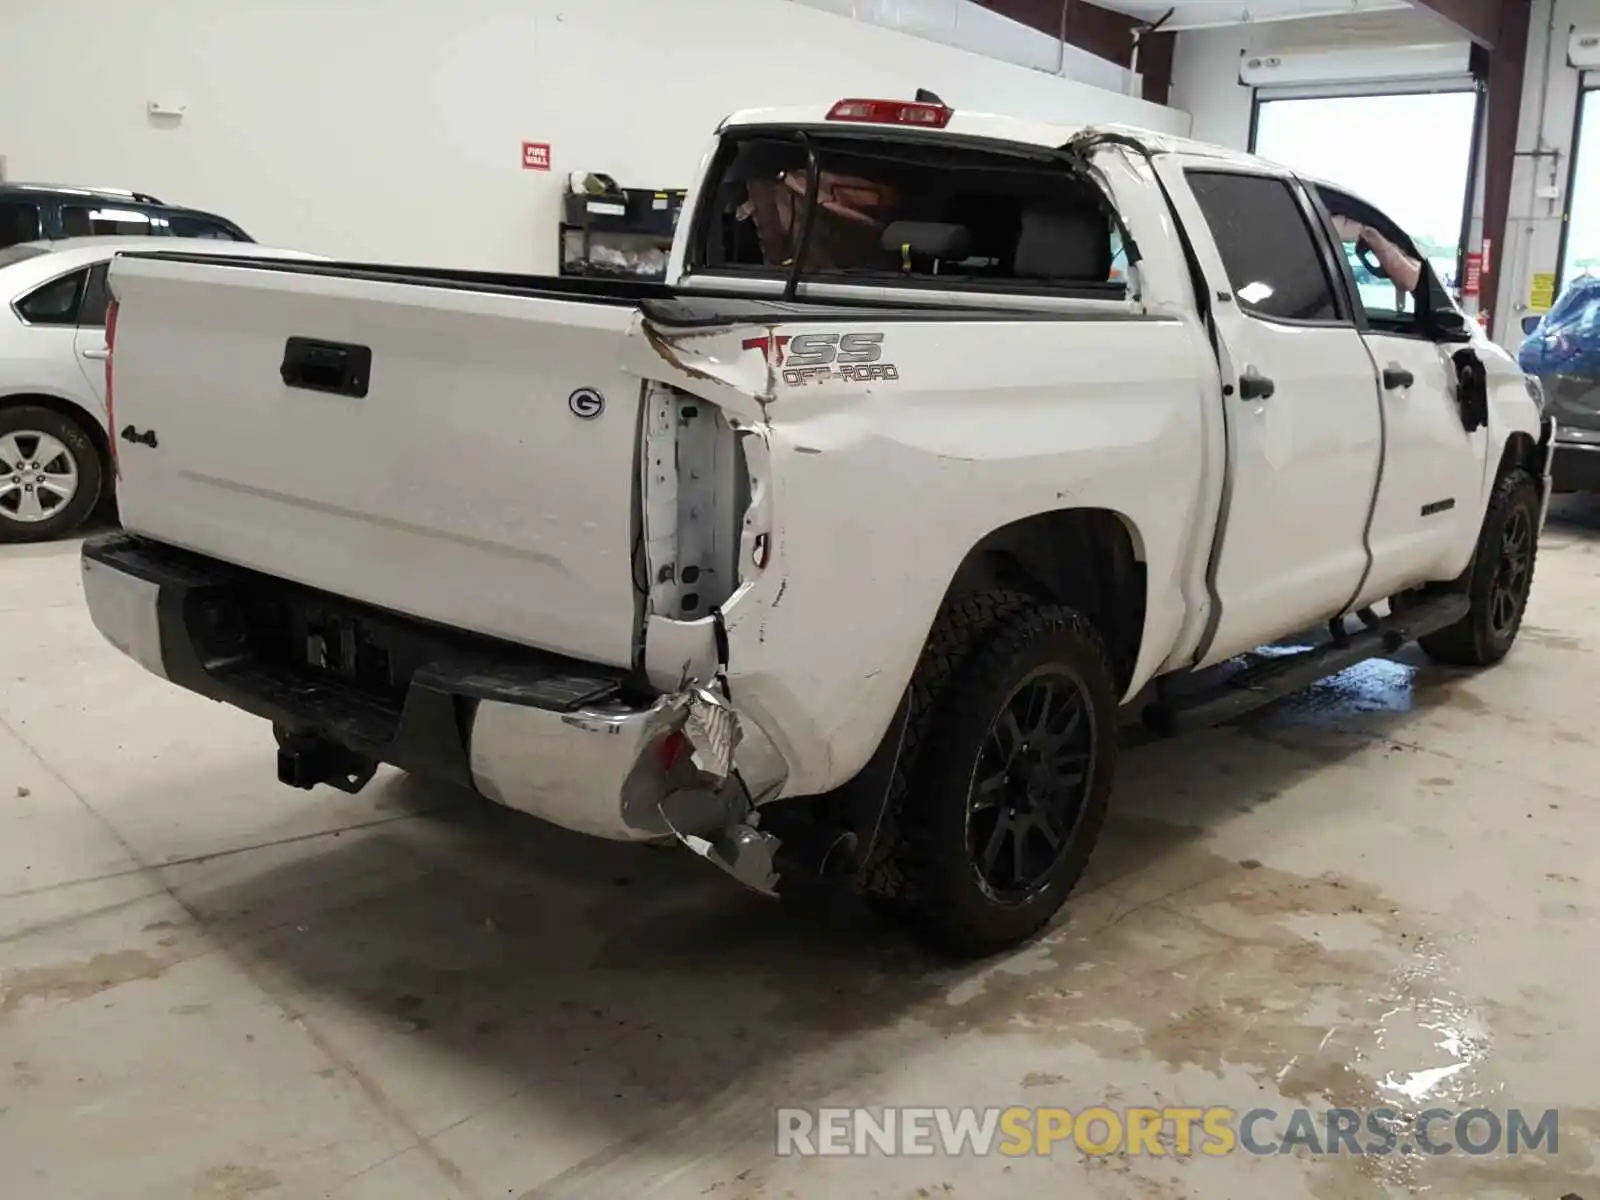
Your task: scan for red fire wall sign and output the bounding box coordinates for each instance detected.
[522,142,551,171]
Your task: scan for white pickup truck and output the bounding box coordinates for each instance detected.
[83,97,1553,956]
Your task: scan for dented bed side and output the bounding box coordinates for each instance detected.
[627,192,1218,804]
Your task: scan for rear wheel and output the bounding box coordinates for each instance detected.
[0,405,103,543]
[1417,468,1540,667]
[888,605,1118,958]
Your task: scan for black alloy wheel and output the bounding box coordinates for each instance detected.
[966,667,1096,905]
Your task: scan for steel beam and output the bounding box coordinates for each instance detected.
[1406,0,1504,46]
[1470,0,1532,336]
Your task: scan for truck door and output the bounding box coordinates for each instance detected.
[1157,160,1384,667]
[1311,185,1490,605]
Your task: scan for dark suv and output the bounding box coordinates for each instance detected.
[0,184,251,249]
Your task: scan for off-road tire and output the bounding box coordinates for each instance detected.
[880,603,1118,958]
[0,405,103,543]
[855,590,1032,908]
[1417,468,1540,667]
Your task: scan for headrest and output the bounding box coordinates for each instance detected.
[1013,203,1112,281]
[880,221,971,262]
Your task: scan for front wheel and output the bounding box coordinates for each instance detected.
[893,605,1118,958]
[0,405,103,543]
[1417,468,1541,667]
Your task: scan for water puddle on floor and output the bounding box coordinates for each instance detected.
[905,823,1599,1198]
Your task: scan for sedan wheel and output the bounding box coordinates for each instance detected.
[0,405,103,543]
[0,430,80,525]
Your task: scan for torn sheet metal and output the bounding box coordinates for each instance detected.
[644,613,721,694]
[683,685,742,780]
[669,818,780,898]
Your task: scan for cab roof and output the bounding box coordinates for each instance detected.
[718,103,1266,169]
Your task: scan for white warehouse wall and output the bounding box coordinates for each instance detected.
[788,0,1136,94]
[0,0,1187,273]
[1169,25,1256,146]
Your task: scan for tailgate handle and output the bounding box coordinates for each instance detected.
[280,337,371,398]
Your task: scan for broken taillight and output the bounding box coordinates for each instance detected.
[104,297,120,477]
[654,730,691,772]
[826,98,952,128]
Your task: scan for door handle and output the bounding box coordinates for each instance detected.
[1382,366,1415,390]
[280,337,372,399]
[80,346,109,361]
[1238,368,1276,401]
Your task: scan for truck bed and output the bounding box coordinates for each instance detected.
[103,251,1115,671]
[127,251,1062,326]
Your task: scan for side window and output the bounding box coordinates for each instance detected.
[78,264,111,328]
[163,213,241,240]
[1186,170,1340,323]
[61,204,159,238]
[15,268,89,325]
[1315,186,1450,334]
[694,136,1123,295]
[0,201,43,249]
[1109,229,1129,281]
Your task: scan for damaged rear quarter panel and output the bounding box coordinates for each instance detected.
[625,311,1214,798]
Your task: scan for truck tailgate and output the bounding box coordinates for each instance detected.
[107,255,644,667]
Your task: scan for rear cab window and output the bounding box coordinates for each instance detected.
[688,131,1127,301]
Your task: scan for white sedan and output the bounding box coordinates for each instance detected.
[0,237,322,541]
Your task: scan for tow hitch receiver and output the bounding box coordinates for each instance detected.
[276,729,378,794]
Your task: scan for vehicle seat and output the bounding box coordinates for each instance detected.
[1013,203,1112,282]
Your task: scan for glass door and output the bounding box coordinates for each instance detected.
[1559,85,1600,291]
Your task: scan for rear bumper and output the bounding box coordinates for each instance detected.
[80,534,690,842]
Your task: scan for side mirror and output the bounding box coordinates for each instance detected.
[1522,314,1543,336]
[1427,307,1474,344]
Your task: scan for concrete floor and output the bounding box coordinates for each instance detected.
[2,507,1599,1200]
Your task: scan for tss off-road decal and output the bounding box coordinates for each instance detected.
[743,332,900,386]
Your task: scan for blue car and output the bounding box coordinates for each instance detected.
[1519,275,1600,492]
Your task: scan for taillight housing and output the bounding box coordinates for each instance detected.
[826,98,952,128]
[104,298,119,476]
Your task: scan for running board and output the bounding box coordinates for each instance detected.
[1147,593,1471,735]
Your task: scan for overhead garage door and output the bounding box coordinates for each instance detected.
[1241,11,1481,299]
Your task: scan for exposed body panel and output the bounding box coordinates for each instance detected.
[636,311,1216,797]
